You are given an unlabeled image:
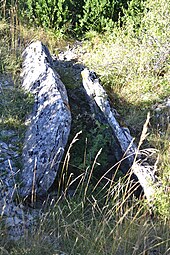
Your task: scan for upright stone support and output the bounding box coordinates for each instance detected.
[20,41,71,198]
[81,68,157,203]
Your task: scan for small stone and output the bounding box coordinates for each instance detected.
[0,130,15,137]
[166,98,170,107]
[13,206,23,216]
[27,214,34,222]
[14,216,21,225]
[6,217,15,227]
[7,150,15,156]
[0,142,8,150]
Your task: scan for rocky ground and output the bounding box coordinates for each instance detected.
[0,42,169,240]
[0,75,37,240]
[0,43,88,240]
[0,43,114,240]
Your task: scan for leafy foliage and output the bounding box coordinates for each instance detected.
[0,0,130,34]
[79,0,114,32]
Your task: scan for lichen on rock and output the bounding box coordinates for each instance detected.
[20,41,71,198]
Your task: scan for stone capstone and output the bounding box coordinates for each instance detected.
[20,41,71,198]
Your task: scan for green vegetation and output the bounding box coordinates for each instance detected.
[10,0,128,35]
[0,86,34,135]
[0,0,169,254]
[1,169,170,254]
[80,10,170,135]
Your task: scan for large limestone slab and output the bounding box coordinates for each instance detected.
[20,41,71,198]
[81,68,157,203]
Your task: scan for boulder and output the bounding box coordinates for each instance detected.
[20,41,71,198]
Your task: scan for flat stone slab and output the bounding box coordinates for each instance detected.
[81,68,157,203]
[20,41,71,198]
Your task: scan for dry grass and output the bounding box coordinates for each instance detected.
[0,0,169,253]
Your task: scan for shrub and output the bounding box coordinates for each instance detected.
[0,0,130,35]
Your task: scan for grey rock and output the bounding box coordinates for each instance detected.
[0,74,14,89]
[6,216,22,227]
[13,216,22,225]
[20,41,71,198]
[152,97,170,132]
[0,130,15,137]
[81,68,157,203]
[0,198,40,240]
[0,141,8,150]
[6,217,15,227]
[81,68,136,162]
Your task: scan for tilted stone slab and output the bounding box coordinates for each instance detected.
[20,41,71,198]
[81,68,157,203]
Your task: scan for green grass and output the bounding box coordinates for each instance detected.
[0,85,34,143]
[78,0,170,136]
[77,0,170,158]
[0,0,170,253]
[1,172,169,255]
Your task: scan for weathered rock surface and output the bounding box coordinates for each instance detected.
[0,198,38,240]
[20,41,71,198]
[81,68,157,202]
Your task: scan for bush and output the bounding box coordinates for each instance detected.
[0,0,130,35]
